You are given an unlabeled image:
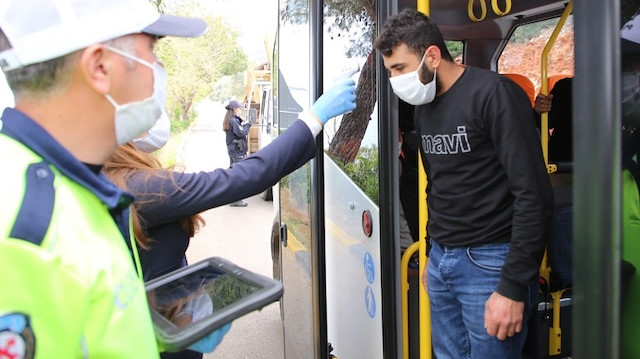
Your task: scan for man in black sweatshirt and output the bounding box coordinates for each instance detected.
[375,9,553,358]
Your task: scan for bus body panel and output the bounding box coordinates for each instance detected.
[324,154,383,358]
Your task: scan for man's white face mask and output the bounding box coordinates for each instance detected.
[133,111,171,152]
[622,71,640,127]
[389,50,437,105]
[104,45,167,146]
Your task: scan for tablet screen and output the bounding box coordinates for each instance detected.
[146,265,261,329]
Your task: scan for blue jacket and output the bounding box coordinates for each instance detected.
[225,115,251,159]
[128,119,317,280]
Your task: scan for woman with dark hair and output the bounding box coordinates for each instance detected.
[222,100,251,207]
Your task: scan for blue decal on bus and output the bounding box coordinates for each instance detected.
[364,252,375,284]
[365,285,376,318]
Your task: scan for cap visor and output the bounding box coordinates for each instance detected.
[142,14,207,38]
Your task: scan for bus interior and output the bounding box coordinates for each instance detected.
[260,0,639,358]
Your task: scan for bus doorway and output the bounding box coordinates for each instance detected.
[275,0,402,358]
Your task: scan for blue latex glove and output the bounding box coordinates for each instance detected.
[188,323,231,353]
[309,77,357,123]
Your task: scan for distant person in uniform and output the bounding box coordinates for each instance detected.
[223,99,251,207]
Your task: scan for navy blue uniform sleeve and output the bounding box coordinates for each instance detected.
[130,120,316,227]
[484,79,554,301]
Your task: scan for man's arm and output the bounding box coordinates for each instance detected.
[482,78,554,339]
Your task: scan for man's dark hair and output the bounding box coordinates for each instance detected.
[374,8,453,62]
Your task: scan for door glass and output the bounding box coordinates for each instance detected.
[322,3,384,358]
[498,16,574,93]
[278,1,314,358]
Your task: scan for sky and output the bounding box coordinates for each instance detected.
[197,0,278,64]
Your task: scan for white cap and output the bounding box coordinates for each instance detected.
[0,0,207,71]
[622,8,640,54]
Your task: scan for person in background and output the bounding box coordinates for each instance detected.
[375,8,553,358]
[0,0,206,357]
[533,77,573,162]
[620,10,640,357]
[103,74,357,358]
[223,99,252,207]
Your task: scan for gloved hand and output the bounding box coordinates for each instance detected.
[187,323,231,353]
[309,77,357,123]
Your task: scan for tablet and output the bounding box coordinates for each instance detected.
[145,257,283,352]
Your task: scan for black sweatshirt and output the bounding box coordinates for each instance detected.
[414,66,554,301]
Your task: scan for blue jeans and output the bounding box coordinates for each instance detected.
[427,239,537,359]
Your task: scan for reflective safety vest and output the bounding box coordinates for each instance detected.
[0,134,159,358]
[622,161,640,358]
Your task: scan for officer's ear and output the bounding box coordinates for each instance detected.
[78,44,113,96]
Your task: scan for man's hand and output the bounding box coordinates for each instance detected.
[188,323,231,353]
[534,93,553,114]
[421,258,429,289]
[484,292,524,340]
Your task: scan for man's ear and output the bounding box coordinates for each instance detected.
[78,44,111,96]
[425,44,442,69]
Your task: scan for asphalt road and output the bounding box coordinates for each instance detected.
[181,100,284,359]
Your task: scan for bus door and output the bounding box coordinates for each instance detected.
[276,0,402,358]
[275,1,316,358]
[321,0,402,357]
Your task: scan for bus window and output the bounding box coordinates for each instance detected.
[498,16,574,94]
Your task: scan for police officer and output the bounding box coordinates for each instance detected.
[0,0,206,357]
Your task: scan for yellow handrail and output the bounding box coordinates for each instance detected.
[468,0,487,22]
[491,0,512,16]
[416,153,432,359]
[400,242,421,359]
[540,1,572,174]
[415,1,431,357]
[468,0,512,22]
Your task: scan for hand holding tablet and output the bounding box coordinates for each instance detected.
[145,257,283,353]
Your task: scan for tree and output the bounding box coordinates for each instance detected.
[152,0,247,123]
[282,0,376,164]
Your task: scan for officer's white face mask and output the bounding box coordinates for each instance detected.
[133,111,170,152]
[104,45,167,145]
[622,71,640,127]
[389,51,437,105]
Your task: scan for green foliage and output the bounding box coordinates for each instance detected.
[446,40,463,59]
[210,73,245,103]
[205,275,259,309]
[508,17,572,44]
[281,0,376,58]
[154,130,188,169]
[151,0,247,126]
[334,145,379,205]
[280,0,308,25]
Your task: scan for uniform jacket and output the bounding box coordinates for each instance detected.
[225,115,251,159]
[0,108,159,358]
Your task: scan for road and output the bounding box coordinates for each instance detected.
[180,99,284,359]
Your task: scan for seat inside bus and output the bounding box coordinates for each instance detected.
[501,73,536,107]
